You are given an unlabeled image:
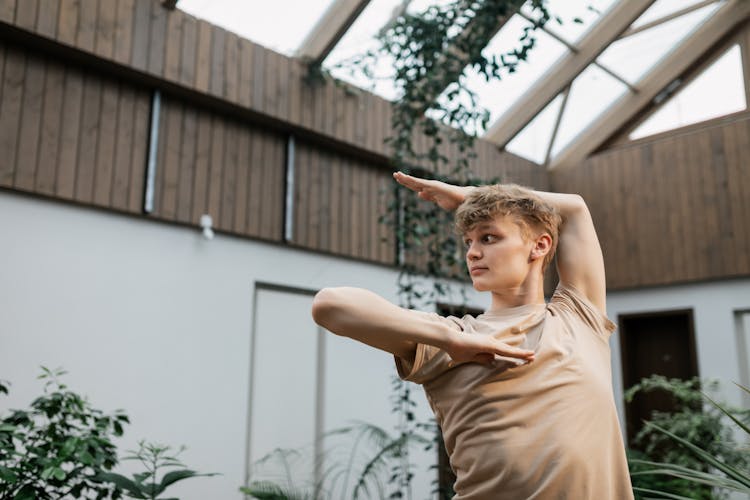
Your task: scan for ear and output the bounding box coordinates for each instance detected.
[529,233,552,262]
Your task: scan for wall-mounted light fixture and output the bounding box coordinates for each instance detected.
[200,214,214,240]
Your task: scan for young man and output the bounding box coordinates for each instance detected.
[312,172,633,499]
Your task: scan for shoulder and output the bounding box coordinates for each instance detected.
[548,283,616,338]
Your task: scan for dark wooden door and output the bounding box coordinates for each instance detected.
[619,309,699,445]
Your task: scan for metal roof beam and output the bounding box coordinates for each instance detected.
[549,0,750,170]
[484,0,656,148]
[295,0,371,64]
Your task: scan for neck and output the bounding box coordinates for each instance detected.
[488,271,546,312]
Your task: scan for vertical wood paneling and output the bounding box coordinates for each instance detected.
[190,109,211,221]
[14,57,43,191]
[206,115,224,220]
[127,90,149,212]
[329,153,341,253]
[233,121,249,233]
[35,60,64,195]
[92,80,117,206]
[262,48,279,116]
[287,58,301,124]
[209,25,224,97]
[0,0,15,23]
[35,0,59,38]
[74,73,101,202]
[176,107,197,223]
[724,120,749,272]
[147,0,166,75]
[13,0,37,31]
[94,0,116,59]
[179,13,197,89]
[194,20,211,92]
[111,86,135,210]
[129,0,150,71]
[553,112,750,289]
[293,144,308,245]
[276,51,288,123]
[57,0,79,46]
[56,66,83,199]
[163,8,182,82]
[0,49,24,187]
[238,38,253,108]
[76,0,97,52]
[159,99,181,219]
[113,0,134,66]
[224,32,239,102]
[219,120,238,230]
[246,121,263,236]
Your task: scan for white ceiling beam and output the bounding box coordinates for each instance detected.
[549,0,750,170]
[295,0,371,63]
[484,0,657,148]
[618,0,719,40]
[517,10,635,91]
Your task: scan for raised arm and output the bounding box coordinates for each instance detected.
[311,287,535,364]
[393,172,607,313]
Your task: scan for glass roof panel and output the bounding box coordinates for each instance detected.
[464,14,568,126]
[178,0,337,56]
[520,0,618,45]
[551,64,628,156]
[505,94,564,164]
[630,45,747,139]
[597,2,721,85]
[631,0,717,29]
[323,0,405,101]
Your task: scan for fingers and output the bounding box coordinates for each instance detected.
[393,171,429,191]
[491,340,535,361]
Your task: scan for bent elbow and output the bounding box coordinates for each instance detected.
[311,287,339,327]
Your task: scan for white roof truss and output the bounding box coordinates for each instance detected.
[484,0,657,148]
[295,0,372,63]
[550,0,750,169]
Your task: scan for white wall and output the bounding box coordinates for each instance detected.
[0,191,486,499]
[607,278,750,431]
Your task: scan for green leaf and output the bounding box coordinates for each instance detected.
[631,486,693,500]
[13,485,36,500]
[94,471,148,499]
[160,469,219,489]
[0,465,18,483]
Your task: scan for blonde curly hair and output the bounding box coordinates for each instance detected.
[455,184,562,271]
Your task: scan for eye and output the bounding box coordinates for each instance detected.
[463,238,472,248]
[481,234,497,243]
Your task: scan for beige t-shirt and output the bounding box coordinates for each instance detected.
[395,285,633,500]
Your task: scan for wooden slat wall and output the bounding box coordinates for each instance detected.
[551,112,750,290]
[153,97,286,241]
[293,142,396,264]
[0,41,150,212]
[0,0,552,179]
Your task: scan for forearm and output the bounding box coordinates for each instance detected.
[526,189,587,221]
[311,287,457,359]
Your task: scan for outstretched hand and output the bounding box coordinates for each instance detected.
[393,171,474,212]
[443,333,535,367]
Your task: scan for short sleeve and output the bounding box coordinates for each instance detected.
[548,283,616,338]
[394,312,464,385]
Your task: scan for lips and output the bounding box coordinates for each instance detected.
[470,266,488,276]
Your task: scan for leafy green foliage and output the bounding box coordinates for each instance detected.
[241,420,432,500]
[626,376,750,499]
[0,367,127,500]
[94,441,219,500]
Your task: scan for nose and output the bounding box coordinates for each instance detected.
[466,241,482,261]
